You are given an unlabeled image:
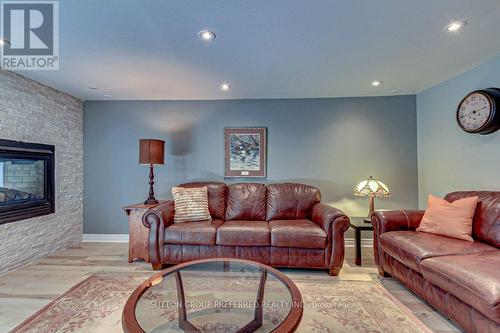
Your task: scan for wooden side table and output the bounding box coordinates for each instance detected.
[349,217,374,266]
[123,201,167,263]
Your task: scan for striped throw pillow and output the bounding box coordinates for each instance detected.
[172,186,211,223]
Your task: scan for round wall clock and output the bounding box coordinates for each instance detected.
[456,88,500,135]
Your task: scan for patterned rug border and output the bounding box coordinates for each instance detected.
[9,276,96,333]
[372,281,434,333]
[9,274,434,333]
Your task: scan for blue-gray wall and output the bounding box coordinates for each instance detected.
[83,96,418,233]
[417,55,500,207]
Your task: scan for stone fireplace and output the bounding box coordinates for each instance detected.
[0,70,82,275]
[0,139,55,223]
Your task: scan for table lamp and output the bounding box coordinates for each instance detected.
[354,176,391,223]
[139,139,165,205]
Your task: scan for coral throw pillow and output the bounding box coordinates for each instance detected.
[417,194,478,241]
[172,186,211,223]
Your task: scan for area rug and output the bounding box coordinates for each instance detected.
[10,274,432,333]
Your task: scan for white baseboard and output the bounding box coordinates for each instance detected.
[82,234,129,242]
[345,238,373,248]
[81,234,372,247]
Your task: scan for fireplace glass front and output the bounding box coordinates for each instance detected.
[0,140,55,224]
[0,158,46,204]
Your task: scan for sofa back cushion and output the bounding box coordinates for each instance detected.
[225,183,267,220]
[266,183,321,221]
[178,182,227,220]
[445,191,500,248]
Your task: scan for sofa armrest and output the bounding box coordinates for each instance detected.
[142,201,174,268]
[312,203,350,275]
[371,210,424,234]
[371,209,425,275]
[311,203,349,234]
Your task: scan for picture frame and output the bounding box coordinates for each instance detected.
[224,127,267,178]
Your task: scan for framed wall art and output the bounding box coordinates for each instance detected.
[224,127,267,178]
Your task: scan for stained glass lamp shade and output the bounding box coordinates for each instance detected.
[354,176,391,222]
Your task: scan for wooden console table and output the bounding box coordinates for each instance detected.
[123,201,167,263]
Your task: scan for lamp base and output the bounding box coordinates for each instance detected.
[144,164,159,206]
[364,195,375,223]
[144,198,159,205]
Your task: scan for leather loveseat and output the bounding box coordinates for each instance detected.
[372,191,500,333]
[142,182,350,276]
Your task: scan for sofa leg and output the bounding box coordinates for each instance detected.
[378,268,390,277]
[329,267,341,276]
[152,263,164,270]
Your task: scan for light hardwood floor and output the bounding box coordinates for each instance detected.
[0,242,460,332]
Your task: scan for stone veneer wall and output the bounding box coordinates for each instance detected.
[0,70,83,274]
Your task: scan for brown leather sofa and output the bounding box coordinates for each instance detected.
[142,182,350,275]
[372,191,500,333]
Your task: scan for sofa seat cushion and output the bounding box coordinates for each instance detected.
[380,231,492,272]
[216,220,270,246]
[165,219,223,246]
[420,251,500,322]
[269,219,326,249]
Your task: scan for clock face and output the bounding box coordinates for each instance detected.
[457,92,492,132]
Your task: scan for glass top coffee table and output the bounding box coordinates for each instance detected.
[122,258,303,333]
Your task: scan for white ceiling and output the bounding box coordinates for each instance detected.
[14,0,500,100]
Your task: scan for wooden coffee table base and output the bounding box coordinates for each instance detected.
[175,269,268,333]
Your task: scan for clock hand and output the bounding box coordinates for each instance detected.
[459,106,488,119]
[459,112,474,119]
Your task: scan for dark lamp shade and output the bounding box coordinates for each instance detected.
[139,139,165,165]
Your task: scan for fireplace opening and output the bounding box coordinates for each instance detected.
[0,139,55,224]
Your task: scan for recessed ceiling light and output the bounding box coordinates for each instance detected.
[445,21,467,32]
[221,83,230,91]
[198,30,216,41]
[372,80,382,87]
[103,94,113,98]
[88,86,98,90]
